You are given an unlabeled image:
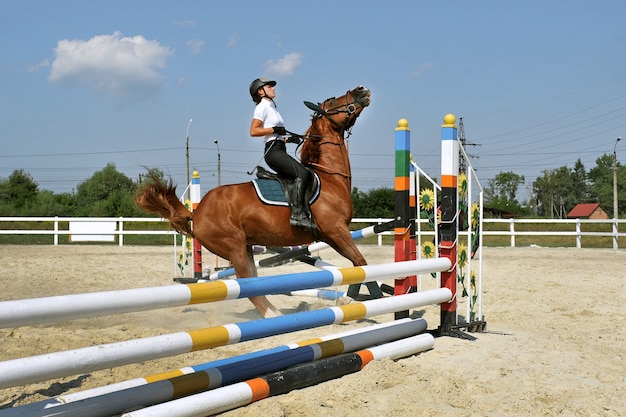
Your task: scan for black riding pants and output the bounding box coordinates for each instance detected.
[264,140,311,182]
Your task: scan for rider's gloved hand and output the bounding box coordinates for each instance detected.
[272,126,287,136]
[286,135,303,145]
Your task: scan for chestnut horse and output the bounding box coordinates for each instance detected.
[136,86,372,317]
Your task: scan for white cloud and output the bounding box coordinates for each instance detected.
[186,39,205,55]
[27,59,49,73]
[174,20,196,27]
[227,33,241,47]
[411,63,433,78]
[263,53,303,77]
[48,31,173,100]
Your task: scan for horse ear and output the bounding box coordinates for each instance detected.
[304,101,323,113]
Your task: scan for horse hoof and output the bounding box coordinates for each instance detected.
[336,296,354,306]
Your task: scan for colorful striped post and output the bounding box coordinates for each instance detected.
[0,288,451,389]
[190,171,203,279]
[6,319,427,417]
[121,333,435,417]
[393,118,416,319]
[409,155,418,268]
[439,113,459,335]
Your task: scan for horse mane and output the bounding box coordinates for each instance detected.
[300,117,328,166]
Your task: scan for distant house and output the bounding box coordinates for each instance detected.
[566,203,609,220]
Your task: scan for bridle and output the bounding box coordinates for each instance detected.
[301,88,370,179]
[304,87,369,134]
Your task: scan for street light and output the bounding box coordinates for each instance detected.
[613,137,621,251]
[186,119,193,198]
[614,137,621,220]
[214,139,221,186]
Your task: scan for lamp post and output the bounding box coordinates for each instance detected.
[613,137,621,250]
[214,139,221,186]
[186,119,193,199]
[614,138,621,219]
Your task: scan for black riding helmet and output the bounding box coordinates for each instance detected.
[249,78,276,103]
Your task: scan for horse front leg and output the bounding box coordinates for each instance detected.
[233,245,282,318]
[324,227,384,300]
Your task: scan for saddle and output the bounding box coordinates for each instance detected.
[251,166,320,208]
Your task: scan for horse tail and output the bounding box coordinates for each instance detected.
[135,175,194,236]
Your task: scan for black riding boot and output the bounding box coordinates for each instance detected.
[290,178,315,229]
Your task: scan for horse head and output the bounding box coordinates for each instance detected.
[301,85,370,167]
[304,85,371,134]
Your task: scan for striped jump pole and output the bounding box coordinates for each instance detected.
[0,258,449,329]
[439,113,459,336]
[393,119,417,321]
[0,288,451,389]
[121,333,435,417]
[206,220,394,281]
[190,170,203,279]
[4,319,427,417]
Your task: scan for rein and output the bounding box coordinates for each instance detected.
[303,133,351,179]
[300,87,369,180]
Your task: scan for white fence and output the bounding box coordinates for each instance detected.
[0,217,177,246]
[0,216,624,249]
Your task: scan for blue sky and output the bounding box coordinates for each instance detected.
[1,1,625,202]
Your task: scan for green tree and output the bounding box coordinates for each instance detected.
[75,163,139,217]
[533,166,582,218]
[351,187,395,218]
[0,169,39,215]
[29,191,78,217]
[571,159,590,202]
[485,171,525,213]
[588,153,624,217]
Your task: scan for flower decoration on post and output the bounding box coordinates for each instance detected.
[458,172,469,230]
[458,172,468,198]
[419,188,435,211]
[457,242,469,297]
[175,199,194,278]
[421,240,436,258]
[419,188,436,229]
[470,201,480,229]
[469,270,478,321]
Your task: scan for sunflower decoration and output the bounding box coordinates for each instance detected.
[457,172,468,199]
[468,201,481,258]
[457,241,469,297]
[470,270,477,292]
[421,240,437,258]
[419,188,435,211]
[470,202,480,229]
[176,251,187,276]
[457,242,468,269]
[469,270,478,321]
[419,188,437,229]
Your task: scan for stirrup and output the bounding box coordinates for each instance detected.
[290,215,316,229]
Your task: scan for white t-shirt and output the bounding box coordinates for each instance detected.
[253,98,285,143]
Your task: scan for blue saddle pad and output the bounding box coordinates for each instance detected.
[251,175,320,207]
[252,178,289,206]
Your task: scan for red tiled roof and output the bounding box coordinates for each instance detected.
[566,203,601,218]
